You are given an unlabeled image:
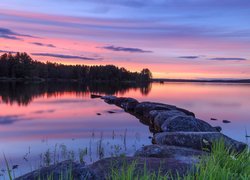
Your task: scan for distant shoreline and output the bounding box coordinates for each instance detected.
[0,77,145,84]
[152,78,250,83]
[1,77,250,84]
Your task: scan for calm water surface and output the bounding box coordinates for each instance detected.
[0,82,249,177]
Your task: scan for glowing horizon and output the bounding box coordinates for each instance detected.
[0,1,250,79]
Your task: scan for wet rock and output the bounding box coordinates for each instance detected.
[161,116,218,132]
[107,111,115,114]
[101,95,117,104]
[151,110,186,132]
[214,126,222,132]
[223,120,231,123]
[134,145,206,163]
[87,156,195,179]
[153,132,247,153]
[120,98,139,112]
[91,94,102,99]
[96,113,101,116]
[17,156,197,180]
[16,160,90,180]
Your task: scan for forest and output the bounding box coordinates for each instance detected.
[0,52,152,81]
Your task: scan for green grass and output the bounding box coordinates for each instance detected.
[185,140,250,180]
[3,153,13,180]
[109,140,250,180]
[109,161,168,180]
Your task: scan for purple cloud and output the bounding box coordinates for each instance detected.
[100,45,152,53]
[178,56,200,59]
[0,27,35,40]
[209,57,247,61]
[31,42,56,48]
[31,53,102,60]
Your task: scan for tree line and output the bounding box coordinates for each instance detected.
[0,52,152,81]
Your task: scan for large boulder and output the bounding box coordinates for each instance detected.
[86,156,196,179]
[16,156,197,180]
[153,132,247,153]
[101,96,139,112]
[134,145,207,163]
[161,115,218,132]
[150,110,186,132]
[133,102,195,125]
[101,95,117,104]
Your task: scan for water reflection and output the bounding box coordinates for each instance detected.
[0,81,151,106]
[0,82,249,178]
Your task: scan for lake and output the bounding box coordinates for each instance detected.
[0,81,249,178]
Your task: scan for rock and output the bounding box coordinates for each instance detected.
[96,113,101,116]
[107,111,115,114]
[214,126,222,132]
[87,156,195,179]
[160,116,218,132]
[15,160,89,180]
[151,110,186,132]
[210,118,217,121]
[101,95,117,104]
[153,132,247,153]
[90,94,102,99]
[17,156,196,180]
[119,98,139,112]
[134,145,206,163]
[133,102,194,125]
[223,120,231,123]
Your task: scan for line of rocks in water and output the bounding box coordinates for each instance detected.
[101,95,247,153]
[17,95,248,180]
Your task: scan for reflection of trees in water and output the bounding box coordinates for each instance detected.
[140,83,152,96]
[0,81,151,106]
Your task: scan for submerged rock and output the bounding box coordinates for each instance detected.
[222,120,231,123]
[153,132,247,153]
[210,118,217,121]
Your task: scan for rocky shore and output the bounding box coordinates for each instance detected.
[17,95,248,180]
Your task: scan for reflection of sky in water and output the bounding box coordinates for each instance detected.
[0,82,249,177]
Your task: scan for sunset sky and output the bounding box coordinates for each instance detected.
[0,0,250,79]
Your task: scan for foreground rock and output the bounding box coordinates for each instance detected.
[153,132,247,153]
[134,145,207,163]
[17,156,196,180]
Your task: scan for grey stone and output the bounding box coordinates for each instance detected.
[161,116,217,132]
[153,132,247,153]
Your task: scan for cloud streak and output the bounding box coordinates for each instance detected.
[31,53,101,60]
[178,56,200,59]
[209,57,247,61]
[0,27,35,40]
[100,45,152,53]
[0,49,17,53]
[31,42,56,48]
